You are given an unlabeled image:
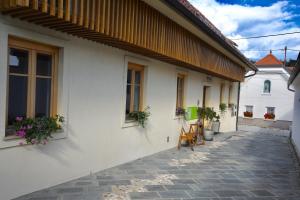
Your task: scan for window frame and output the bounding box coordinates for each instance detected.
[176,74,185,109]
[5,36,59,135]
[125,62,144,120]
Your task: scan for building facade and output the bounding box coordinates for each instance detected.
[239,52,294,122]
[0,1,254,199]
[289,53,300,158]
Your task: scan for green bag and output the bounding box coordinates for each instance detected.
[185,106,198,121]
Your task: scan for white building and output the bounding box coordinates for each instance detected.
[0,1,254,199]
[289,53,300,158]
[239,52,294,121]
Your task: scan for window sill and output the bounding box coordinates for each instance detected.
[122,121,139,128]
[243,117,254,119]
[264,118,276,121]
[0,129,67,149]
[261,93,271,96]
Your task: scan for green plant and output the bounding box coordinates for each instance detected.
[13,115,64,145]
[197,107,216,129]
[128,106,151,128]
[219,103,227,114]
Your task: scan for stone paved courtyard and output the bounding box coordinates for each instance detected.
[16,131,300,200]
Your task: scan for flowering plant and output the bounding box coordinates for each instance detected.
[264,113,275,119]
[243,111,253,117]
[13,115,64,145]
[128,106,151,128]
[175,107,186,116]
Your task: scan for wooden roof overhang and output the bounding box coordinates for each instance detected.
[0,0,250,81]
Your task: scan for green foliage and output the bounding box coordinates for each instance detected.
[13,115,64,145]
[129,106,151,128]
[197,107,216,121]
[219,103,227,114]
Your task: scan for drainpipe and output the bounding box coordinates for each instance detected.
[288,83,295,92]
[236,82,241,131]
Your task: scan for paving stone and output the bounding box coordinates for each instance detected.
[129,192,160,199]
[56,188,84,194]
[158,191,190,198]
[144,185,165,191]
[250,190,275,197]
[164,184,192,190]
[214,190,249,197]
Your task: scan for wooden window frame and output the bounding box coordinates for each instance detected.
[176,74,185,111]
[6,36,59,133]
[126,62,144,114]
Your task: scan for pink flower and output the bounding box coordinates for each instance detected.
[19,142,24,145]
[16,117,23,121]
[27,125,33,129]
[16,130,26,138]
[31,139,35,144]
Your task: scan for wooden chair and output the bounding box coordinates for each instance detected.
[177,124,198,151]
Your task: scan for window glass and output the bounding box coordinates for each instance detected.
[267,107,275,114]
[126,85,131,116]
[7,76,28,126]
[9,48,29,74]
[264,80,271,93]
[35,78,52,118]
[134,85,140,111]
[245,105,253,113]
[36,53,52,76]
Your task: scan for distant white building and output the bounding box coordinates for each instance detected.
[239,52,294,121]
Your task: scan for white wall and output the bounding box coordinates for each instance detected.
[0,16,239,200]
[239,72,294,121]
[292,75,300,158]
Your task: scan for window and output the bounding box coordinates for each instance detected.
[263,80,271,93]
[266,107,275,114]
[245,105,253,113]
[176,74,185,112]
[220,83,225,103]
[6,37,58,136]
[125,62,144,120]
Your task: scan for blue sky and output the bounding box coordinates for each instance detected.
[190,0,300,61]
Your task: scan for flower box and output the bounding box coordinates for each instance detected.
[243,111,253,118]
[264,113,275,120]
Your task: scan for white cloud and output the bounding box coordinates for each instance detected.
[189,0,300,61]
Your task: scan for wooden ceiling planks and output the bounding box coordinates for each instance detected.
[0,0,246,81]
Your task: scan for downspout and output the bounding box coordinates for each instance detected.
[288,83,295,92]
[236,82,241,131]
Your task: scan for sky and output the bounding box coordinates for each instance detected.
[189,0,300,61]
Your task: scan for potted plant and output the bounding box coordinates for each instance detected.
[264,113,275,120]
[128,106,151,128]
[244,111,253,118]
[13,115,64,145]
[198,107,216,141]
[219,103,227,115]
